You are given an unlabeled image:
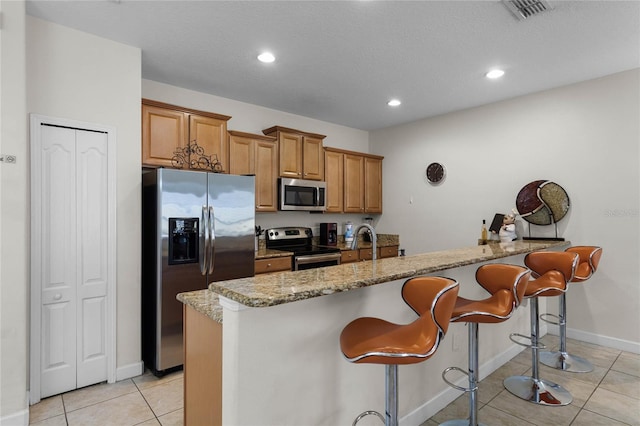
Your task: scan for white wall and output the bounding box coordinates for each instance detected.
[25,12,142,390]
[0,1,29,422]
[371,69,640,347]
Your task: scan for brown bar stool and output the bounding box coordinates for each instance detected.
[340,277,459,426]
[539,246,603,372]
[504,251,579,406]
[441,264,530,426]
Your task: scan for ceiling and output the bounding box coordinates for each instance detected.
[25,1,640,131]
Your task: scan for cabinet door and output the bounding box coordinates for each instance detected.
[228,133,253,175]
[344,154,365,213]
[364,156,383,213]
[254,140,278,212]
[184,306,222,426]
[379,246,399,258]
[340,250,358,264]
[142,104,188,167]
[302,137,324,180]
[278,132,303,178]
[324,150,344,213]
[189,115,228,173]
[358,248,375,261]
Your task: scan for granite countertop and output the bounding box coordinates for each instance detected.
[211,240,569,309]
[177,289,223,324]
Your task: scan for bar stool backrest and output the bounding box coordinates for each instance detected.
[402,277,459,337]
[524,251,578,283]
[566,246,602,282]
[475,264,531,308]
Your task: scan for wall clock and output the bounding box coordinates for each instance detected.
[426,162,446,184]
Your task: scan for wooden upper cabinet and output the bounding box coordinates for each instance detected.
[262,126,325,181]
[364,156,382,213]
[302,137,324,180]
[142,104,188,168]
[327,147,384,214]
[278,132,303,178]
[344,153,365,213]
[228,131,278,212]
[324,149,344,213]
[141,99,230,172]
[189,114,229,173]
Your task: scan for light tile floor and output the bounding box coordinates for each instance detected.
[29,337,639,426]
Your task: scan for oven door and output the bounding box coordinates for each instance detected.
[294,252,342,271]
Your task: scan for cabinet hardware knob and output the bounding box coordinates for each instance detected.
[54,294,62,300]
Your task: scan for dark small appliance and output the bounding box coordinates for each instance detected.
[319,223,338,246]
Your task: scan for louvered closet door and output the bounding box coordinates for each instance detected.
[38,125,109,398]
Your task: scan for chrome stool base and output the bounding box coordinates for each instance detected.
[440,419,488,426]
[352,410,385,426]
[503,375,572,406]
[539,350,593,373]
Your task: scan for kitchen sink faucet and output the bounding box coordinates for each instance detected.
[350,223,377,260]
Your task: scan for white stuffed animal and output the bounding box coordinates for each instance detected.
[499,210,518,242]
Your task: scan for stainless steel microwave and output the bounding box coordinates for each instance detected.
[279,178,327,211]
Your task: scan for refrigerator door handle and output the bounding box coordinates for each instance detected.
[208,206,216,275]
[200,205,208,275]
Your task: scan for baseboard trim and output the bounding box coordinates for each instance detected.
[401,342,526,425]
[1,392,29,426]
[546,325,640,354]
[116,361,144,382]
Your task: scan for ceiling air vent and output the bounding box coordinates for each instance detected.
[503,0,553,20]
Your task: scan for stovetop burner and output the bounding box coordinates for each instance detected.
[265,226,341,256]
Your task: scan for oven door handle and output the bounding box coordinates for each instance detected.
[295,252,342,266]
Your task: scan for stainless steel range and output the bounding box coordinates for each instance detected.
[265,227,342,270]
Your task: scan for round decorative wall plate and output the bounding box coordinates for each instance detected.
[426,162,446,184]
[516,180,570,225]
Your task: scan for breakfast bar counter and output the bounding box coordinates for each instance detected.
[210,239,567,308]
[179,240,569,426]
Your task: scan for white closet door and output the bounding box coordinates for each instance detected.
[39,125,78,398]
[37,125,109,398]
[75,130,109,388]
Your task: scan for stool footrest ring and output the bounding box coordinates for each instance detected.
[352,410,385,426]
[539,312,560,326]
[509,332,546,349]
[442,366,477,393]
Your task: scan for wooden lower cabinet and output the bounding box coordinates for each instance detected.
[342,246,398,263]
[340,250,358,264]
[255,257,292,274]
[379,245,399,258]
[183,305,222,426]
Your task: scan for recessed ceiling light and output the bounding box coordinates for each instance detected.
[486,69,505,79]
[258,52,275,63]
[387,99,401,107]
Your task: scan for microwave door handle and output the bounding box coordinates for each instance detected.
[316,187,320,207]
[208,206,215,275]
[199,205,208,275]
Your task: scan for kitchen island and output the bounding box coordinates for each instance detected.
[178,240,568,425]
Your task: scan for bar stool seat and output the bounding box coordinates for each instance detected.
[340,277,459,426]
[440,264,530,426]
[539,246,602,372]
[504,251,579,406]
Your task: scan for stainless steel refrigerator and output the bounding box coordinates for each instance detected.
[142,168,255,375]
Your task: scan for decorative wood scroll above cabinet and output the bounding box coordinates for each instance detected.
[262,126,326,181]
[142,99,231,172]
